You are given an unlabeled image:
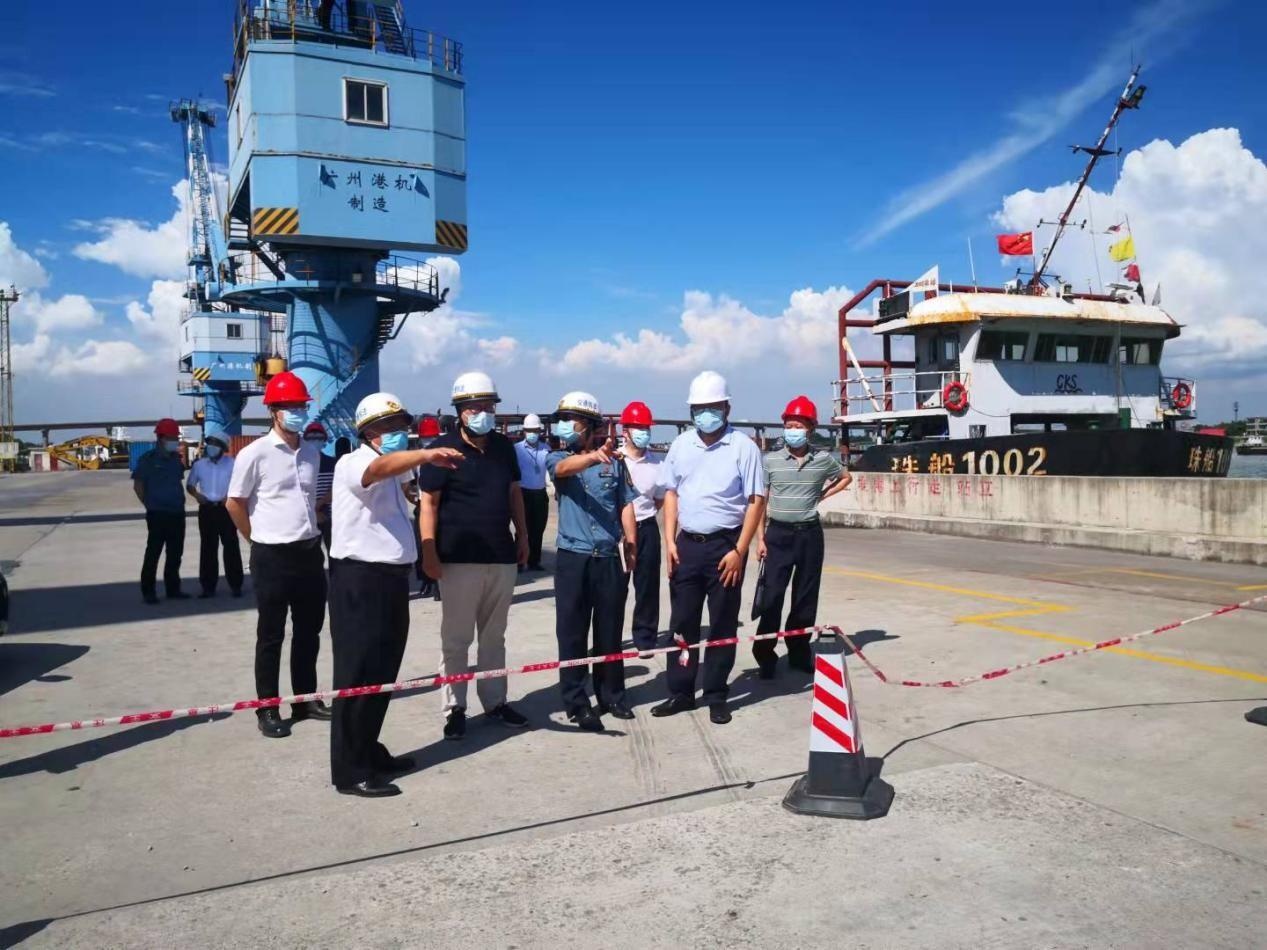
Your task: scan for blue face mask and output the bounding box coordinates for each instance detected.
[783,428,808,449]
[464,411,494,436]
[629,429,651,449]
[379,430,409,454]
[693,408,725,435]
[163,439,181,453]
[205,444,223,458]
[524,432,540,445]
[279,408,309,433]
[552,420,580,446]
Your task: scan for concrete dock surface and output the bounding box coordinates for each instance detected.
[1,471,1265,948]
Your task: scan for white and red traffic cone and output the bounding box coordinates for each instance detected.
[783,631,893,819]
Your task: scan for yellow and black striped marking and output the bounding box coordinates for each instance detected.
[252,207,300,236]
[435,219,468,250]
[192,367,212,383]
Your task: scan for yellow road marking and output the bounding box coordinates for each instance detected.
[1033,566,1265,591]
[825,566,1267,684]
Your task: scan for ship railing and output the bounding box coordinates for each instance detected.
[177,379,266,394]
[223,252,440,297]
[1159,376,1197,414]
[232,0,462,86]
[832,370,969,418]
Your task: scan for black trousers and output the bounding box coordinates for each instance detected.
[752,520,824,667]
[197,504,243,595]
[329,558,410,787]
[141,511,185,599]
[555,549,627,714]
[250,538,326,703]
[631,516,661,650]
[667,528,745,705]
[523,488,549,568]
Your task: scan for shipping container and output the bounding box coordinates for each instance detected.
[229,434,262,457]
[128,441,157,473]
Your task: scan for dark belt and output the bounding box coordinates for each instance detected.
[521,486,548,494]
[331,557,412,576]
[199,501,227,508]
[679,527,740,544]
[636,515,658,526]
[768,518,821,532]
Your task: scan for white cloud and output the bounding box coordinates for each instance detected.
[0,73,55,98]
[72,180,188,279]
[994,127,1267,379]
[125,279,187,346]
[0,221,50,290]
[559,285,855,374]
[859,0,1211,245]
[17,292,103,333]
[48,340,150,378]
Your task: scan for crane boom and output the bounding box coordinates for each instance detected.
[171,100,230,300]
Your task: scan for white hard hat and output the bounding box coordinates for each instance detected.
[451,370,500,405]
[687,370,730,406]
[523,413,543,430]
[556,390,602,421]
[355,391,409,431]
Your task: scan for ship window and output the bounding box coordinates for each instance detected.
[344,78,388,127]
[1034,334,1112,363]
[1119,337,1161,365]
[976,330,1028,361]
[226,323,243,339]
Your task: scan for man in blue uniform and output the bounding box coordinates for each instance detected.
[132,418,189,604]
[653,371,765,725]
[547,391,637,732]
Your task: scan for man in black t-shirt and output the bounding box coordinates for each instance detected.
[418,371,531,740]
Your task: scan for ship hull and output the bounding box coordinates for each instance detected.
[849,429,1233,477]
[1235,445,1267,456]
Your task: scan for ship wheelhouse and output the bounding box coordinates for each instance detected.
[835,290,1196,449]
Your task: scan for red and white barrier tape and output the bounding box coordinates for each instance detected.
[3,594,1260,739]
[0,626,832,739]
[840,594,1267,688]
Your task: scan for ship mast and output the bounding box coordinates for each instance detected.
[1031,66,1145,290]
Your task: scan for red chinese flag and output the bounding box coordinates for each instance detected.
[997,231,1033,256]
[1124,263,1141,282]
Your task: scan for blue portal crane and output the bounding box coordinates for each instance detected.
[172,0,466,442]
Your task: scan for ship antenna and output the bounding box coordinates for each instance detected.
[1031,65,1144,291]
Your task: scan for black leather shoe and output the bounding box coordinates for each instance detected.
[443,707,466,740]
[598,702,635,720]
[1247,706,1267,727]
[375,754,416,774]
[257,708,291,738]
[573,707,605,732]
[709,703,732,725]
[168,591,191,600]
[198,591,215,599]
[757,661,778,680]
[650,696,696,718]
[336,777,402,798]
[292,700,332,722]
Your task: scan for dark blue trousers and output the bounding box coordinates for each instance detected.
[630,516,661,650]
[666,528,745,705]
[752,520,822,668]
[555,549,627,714]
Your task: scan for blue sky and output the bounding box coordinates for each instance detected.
[2,0,1265,422]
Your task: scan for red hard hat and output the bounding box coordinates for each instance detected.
[304,421,327,438]
[620,401,653,427]
[262,371,311,406]
[781,395,818,427]
[155,418,180,438]
[417,415,441,438]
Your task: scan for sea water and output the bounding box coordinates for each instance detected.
[1229,453,1267,479]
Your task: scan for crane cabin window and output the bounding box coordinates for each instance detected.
[226,323,243,340]
[344,79,388,127]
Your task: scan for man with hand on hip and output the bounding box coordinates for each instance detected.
[418,371,531,740]
[328,391,463,798]
[752,396,851,678]
[186,432,243,598]
[226,371,330,739]
[653,371,765,725]
[619,400,665,658]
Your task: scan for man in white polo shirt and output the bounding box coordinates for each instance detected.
[226,371,329,740]
[619,400,664,657]
[653,371,765,725]
[328,392,463,798]
[186,433,243,599]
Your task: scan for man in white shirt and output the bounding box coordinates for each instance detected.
[186,433,243,599]
[619,400,665,657]
[226,371,329,740]
[328,392,462,798]
[514,413,550,572]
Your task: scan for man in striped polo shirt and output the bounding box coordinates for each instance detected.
[752,396,852,679]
